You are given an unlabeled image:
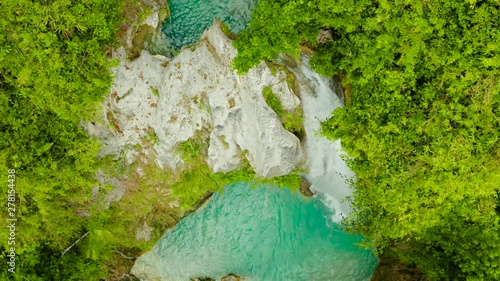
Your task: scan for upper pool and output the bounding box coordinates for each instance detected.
[162,0,257,50]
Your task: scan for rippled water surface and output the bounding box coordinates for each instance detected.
[134,184,377,280]
[163,0,257,50]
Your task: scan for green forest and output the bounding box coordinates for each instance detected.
[233,0,500,280]
[1,0,499,280]
[0,0,144,279]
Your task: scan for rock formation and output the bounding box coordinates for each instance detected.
[299,176,314,197]
[87,20,304,178]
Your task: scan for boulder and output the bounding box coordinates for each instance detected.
[316,28,333,44]
[118,0,170,59]
[135,221,154,242]
[299,177,314,197]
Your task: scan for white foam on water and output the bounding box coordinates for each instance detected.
[296,58,355,223]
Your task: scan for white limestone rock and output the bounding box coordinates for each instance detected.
[88,21,304,178]
[136,221,154,242]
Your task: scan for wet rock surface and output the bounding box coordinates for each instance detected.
[299,177,314,197]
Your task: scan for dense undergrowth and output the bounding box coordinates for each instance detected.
[0,0,125,279]
[233,0,500,280]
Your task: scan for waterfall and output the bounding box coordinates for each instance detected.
[295,58,355,223]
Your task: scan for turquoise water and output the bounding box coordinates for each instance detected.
[134,184,377,280]
[162,0,257,50]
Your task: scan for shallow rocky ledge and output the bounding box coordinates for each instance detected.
[118,0,170,59]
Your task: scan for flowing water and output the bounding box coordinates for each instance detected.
[162,0,257,51]
[296,59,355,223]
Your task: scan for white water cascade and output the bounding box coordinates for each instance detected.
[295,58,355,223]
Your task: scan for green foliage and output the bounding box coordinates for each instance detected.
[263,86,285,116]
[231,0,317,73]
[83,158,181,271]
[177,131,210,163]
[151,87,160,97]
[0,0,124,279]
[145,130,159,144]
[235,0,500,280]
[262,86,304,135]
[257,172,302,191]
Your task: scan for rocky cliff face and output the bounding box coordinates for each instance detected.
[87,20,304,180]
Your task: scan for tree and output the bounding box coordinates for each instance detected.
[233,0,500,279]
[0,0,122,279]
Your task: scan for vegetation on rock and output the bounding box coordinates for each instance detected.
[173,129,302,210]
[234,0,500,280]
[262,86,304,136]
